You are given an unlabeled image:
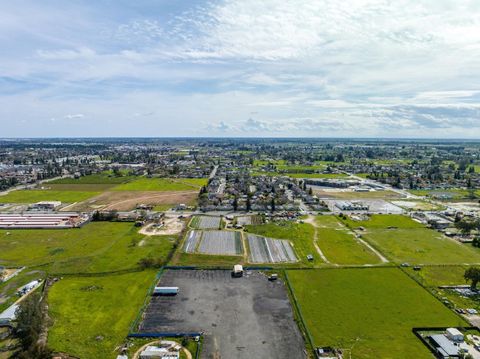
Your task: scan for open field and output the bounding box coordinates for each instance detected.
[139,270,305,359]
[313,189,402,200]
[245,221,320,266]
[66,190,198,211]
[406,265,480,311]
[0,222,175,273]
[45,183,116,192]
[48,271,156,359]
[0,189,100,204]
[342,215,480,264]
[247,234,297,263]
[315,216,381,265]
[408,188,480,200]
[113,178,206,191]
[198,230,243,255]
[391,200,445,211]
[51,172,135,185]
[288,268,467,359]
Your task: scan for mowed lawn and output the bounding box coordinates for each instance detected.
[343,215,480,264]
[315,216,380,265]
[288,268,466,359]
[0,189,100,203]
[48,271,156,359]
[0,222,175,273]
[113,177,207,191]
[245,221,320,266]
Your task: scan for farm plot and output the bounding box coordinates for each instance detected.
[198,230,243,255]
[183,230,202,253]
[191,216,222,229]
[247,234,298,263]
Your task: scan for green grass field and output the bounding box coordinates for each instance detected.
[406,265,480,311]
[113,178,207,191]
[245,221,320,266]
[342,215,480,264]
[315,216,381,265]
[51,171,135,185]
[0,222,175,273]
[48,271,156,359]
[287,268,466,359]
[0,189,100,203]
[408,188,480,199]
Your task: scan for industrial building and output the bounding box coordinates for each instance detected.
[335,201,369,211]
[427,328,470,359]
[28,201,62,211]
[0,213,89,229]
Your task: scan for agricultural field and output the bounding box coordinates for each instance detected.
[245,221,320,266]
[287,268,467,359]
[247,234,297,263]
[113,178,206,191]
[342,215,480,264]
[0,189,100,204]
[190,215,222,229]
[198,230,243,256]
[183,230,202,253]
[0,222,175,274]
[48,270,156,359]
[315,216,381,265]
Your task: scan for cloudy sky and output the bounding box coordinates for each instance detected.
[1,0,480,138]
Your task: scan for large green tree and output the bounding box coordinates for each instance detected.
[464,267,480,290]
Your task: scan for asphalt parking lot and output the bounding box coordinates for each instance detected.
[139,269,306,359]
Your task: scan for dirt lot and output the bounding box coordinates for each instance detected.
[139,216,185,236]
[64,190,198,211]
[139,270,306,359]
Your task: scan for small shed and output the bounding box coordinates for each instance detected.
[232,264,243,277]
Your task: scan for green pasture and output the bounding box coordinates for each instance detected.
[0,222,175,273]
[0,189,100,204]
[113,178,206,191]
[342,215,480,264]
[287,267,466,359]
[315,216,381,265]
[48,271,156,359]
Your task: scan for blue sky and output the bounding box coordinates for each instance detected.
[0,0,479,138]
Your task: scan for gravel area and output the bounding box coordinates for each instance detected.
[139,270,306,359]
